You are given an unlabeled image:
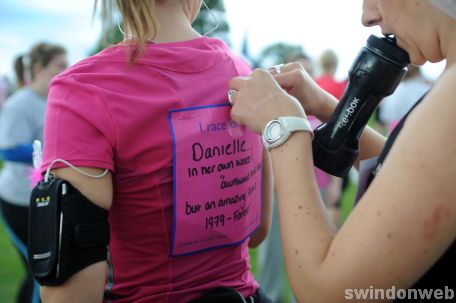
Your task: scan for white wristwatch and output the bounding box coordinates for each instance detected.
[262,116,314,151]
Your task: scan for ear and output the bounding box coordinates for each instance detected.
[31,62,43,80]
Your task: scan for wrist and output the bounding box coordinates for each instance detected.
[315,92,338,123]
[269,131,313,157]
[262,116,313,151]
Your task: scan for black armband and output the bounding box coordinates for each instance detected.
[28,177,110,286]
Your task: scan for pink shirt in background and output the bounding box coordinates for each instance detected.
[308,116,330,188]
[315,75,347,100]
[42,37,258,303]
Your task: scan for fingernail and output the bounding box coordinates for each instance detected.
[270,64,284,74]
[228,89,235,104]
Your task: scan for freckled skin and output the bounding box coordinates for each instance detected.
[228,3,456,301]
[422,204,450,240]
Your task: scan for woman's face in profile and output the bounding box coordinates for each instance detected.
[38,54,68,87]
[362,0,433,65]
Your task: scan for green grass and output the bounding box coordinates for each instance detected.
[0,159,24,302]
[0,216,24,302]
[340,179,357,222]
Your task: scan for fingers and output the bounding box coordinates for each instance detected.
[228,69,277,132]
[281,62,305,73]
[274,68,304,89]
[228,68,308,134]
[229,100,243,126]
[229,76,249,91]
[228,89,236,104]
[228,76,250,106]
[229,69,278,104]
[263,62,309,90]
[268,64,284,75]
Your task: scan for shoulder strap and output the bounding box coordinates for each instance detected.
[367,91,429,185]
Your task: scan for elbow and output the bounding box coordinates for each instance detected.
[290,269,346,303]
[292,283,334,303]
[40,286,72,303]
[40,286,57,303]
[248,234,265,248]
[248,225,269,248]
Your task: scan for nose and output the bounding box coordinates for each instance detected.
[361,0,381,27]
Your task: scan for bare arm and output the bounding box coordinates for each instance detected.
[249,148,273,247]
[40,167,112,303]
[230,68,456,302]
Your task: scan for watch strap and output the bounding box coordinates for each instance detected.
[262,116,314,151]
[281,116,314,139]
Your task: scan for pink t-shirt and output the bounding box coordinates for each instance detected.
[315,75,347,100]
[42,37,258,303]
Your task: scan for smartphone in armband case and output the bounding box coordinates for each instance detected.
[28,177,110,286]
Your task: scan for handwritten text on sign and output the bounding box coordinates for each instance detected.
[168,104,262,256]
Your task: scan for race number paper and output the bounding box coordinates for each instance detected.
[168,104,262,256]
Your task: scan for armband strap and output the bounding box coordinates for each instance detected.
[28,177,110,286]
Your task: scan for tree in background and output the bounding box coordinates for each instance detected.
[90,20,124,55]
[192,0,230,44]
[256,42,307,67]
[91,0,230,55]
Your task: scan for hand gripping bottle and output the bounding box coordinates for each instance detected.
[312,35,410,177]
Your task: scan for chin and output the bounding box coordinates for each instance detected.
[406,49,427,66]
[425,53,446,64]
[410,57,427,66]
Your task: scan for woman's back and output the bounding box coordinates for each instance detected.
[42,37,259,303]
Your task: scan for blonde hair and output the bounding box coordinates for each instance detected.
[95,0,159,53]
[319,49,338,74]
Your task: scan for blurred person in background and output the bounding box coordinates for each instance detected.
[0,42,67,303]
[286,51,315,77]
[315,49,347,101]
[14,54,29,89]
[314,49,347,226]
[378,65,432,135]
[0,76,12,109]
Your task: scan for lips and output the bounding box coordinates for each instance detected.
[383,33,396,41]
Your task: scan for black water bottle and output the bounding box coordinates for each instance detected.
[312,35,410,177]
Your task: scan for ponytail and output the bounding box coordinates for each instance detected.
[95,0,159,59]
[14,55,26,88]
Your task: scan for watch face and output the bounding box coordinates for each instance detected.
[265,120,283,143]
